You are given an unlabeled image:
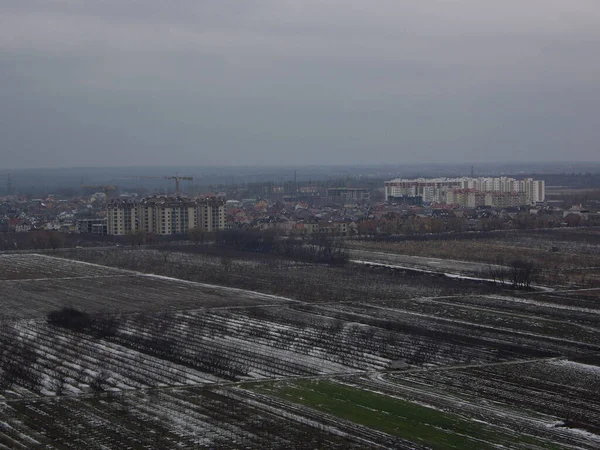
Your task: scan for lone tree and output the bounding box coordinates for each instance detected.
[126,230,146,247]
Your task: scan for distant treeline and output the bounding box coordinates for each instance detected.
[215,229,349,265]
[528,173,600,188]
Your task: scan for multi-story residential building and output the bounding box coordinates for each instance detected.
[304,222,320,235]
[294,220,352,236]
[484,192,527,208]
[107,199,138,235]
[529,179,546,203]
[198,197,226,232]
[385,176,545,205]
[141,196,198,235]
[107,196,225,236]
[384,178,465,201]
[446,189,485,208]
[77,218,107,235]
[327,188,371,202]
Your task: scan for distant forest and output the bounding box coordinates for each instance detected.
[526,173,600,189]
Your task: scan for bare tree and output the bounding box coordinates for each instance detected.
[509,259,538,288]
[158,246,171,263]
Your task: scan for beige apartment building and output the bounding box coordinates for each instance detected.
[197,198,226,232]
[107,200,138,236]
[483,192,527,208]
[446,189,527,208]
[446,189,485,208]
[107,196,225,235]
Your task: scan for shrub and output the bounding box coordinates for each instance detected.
[47,307,92,332]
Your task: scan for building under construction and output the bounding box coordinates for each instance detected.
[326,187,371,202]
[107,196,225,236]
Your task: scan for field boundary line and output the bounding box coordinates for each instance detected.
[351,259,555,292]
[0,274,134,283]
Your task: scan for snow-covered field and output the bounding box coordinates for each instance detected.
[0,254,293,318]
[0,386,391,449]
[1,253,600,448]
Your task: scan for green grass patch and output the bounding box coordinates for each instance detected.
[248,379,562,450]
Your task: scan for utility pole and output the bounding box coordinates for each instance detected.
[294,170,298,196]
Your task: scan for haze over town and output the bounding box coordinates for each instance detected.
[2,0,600,168]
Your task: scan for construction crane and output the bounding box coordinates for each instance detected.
[81,185,118,197]
[120,175,193,193]
[164,176,193,193]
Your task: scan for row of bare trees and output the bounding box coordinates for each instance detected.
[485,258,539,288]
[46,308,249,381]
[0,332,41,392]
[0,230,66,251]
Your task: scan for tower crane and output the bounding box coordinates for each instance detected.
[119,175,193,193]
[164,176,193,193]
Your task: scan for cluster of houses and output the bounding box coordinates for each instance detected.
[0,194,107,234]
[226,198,600,236]
[1,190,599,240]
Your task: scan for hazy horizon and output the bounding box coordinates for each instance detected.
[2,1,600,169]
[7,160,600,171]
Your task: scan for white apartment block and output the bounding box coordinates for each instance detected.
[385,177,545,205]
[107,196,225,236]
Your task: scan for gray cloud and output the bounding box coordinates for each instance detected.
[1,0,599,168]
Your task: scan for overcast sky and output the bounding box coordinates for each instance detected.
[1,1,599,168]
